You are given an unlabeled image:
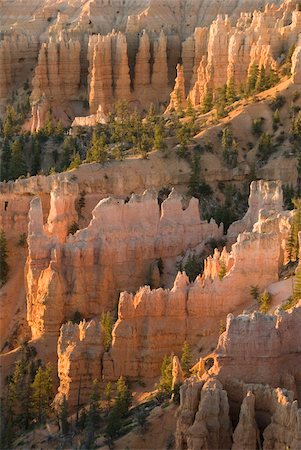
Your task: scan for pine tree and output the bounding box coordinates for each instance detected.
[153,123,165,151]
[247,64,259,95]
[10,139,27,179]
[0,138,12,181]
[181,341,192,378]
[86,132,108,164]
[58,395,69,435]
[30,138,41,176]
[115,377,131,417]
[101,312,113,351]
[10,358,33,429]
[44,112,54,136]
[218,259,227,281]
[105,381,112,411]
[68,152,81,170]
[60,136,77,170]
[255,66,267,92]
[0,230,9,287]
[293,263,301,302]
[226,77,236,104]
[259,290,271,314]
[31,363,53,424]
[84,379,101,449]
[158,355,173,396]
[202,88,213,113]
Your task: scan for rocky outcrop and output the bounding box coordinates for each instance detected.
[227,179,284,240]
[0,33,38,107]
[25,188,222,339]
[214,301,301,399]
[169,1,301,111]
[232,391,259,450]
[54,319,104,411]
[176,377,232,450]
[30,34,81,131]
[87,29,170,117]
[176,377,301,450]
[104,210,282,379]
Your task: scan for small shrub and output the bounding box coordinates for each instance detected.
[252,117,265,136]
[270,94,285,111]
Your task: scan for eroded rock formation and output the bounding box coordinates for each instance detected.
[54,319,104,410]
[104,207,283,379]
[176,377,301,450]
[26,188,222,339]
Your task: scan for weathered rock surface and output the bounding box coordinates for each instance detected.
[54,319,104,410]
[214,301,301,401]
[176,377,301,450]
[1,0,291,124]
[26,188,222,339]
[104,209,282,379]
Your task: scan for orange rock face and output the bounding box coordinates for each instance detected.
[25,188,223,340]
[214,301,301,399]
[54,319,104,410]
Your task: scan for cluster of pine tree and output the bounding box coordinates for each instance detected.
[0,342,53,449]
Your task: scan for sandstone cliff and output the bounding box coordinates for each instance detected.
[25,188,222,339]
[103,186,285,379]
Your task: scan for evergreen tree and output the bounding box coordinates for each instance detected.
[158,355,173,396]
[246,64,259,95]
[186,97,195,118]
[68,152,81,170]
[202,88,213,113]
[10,358,33,430]
[218,259,227,280]
[0,230,9,287]
[115,377,131,417]
[105,381,112,411]
[293,263,301,302]
[273,109,281,131]
[10,139,27,179]
[84,379,101,449]
[0,138,12,181]
[30,138,41,176]
[181,341,192,378]
[60,136,77,170]
[259,290,271,314]
[101,312,113,351]
[226,77,236,104]
[106,406,122,442]
[255,66,267,92]
[153,123,165,151]
[44,112,54,136]
[58,395,69,435]
[86,132,108,164]
[31,363,53,424]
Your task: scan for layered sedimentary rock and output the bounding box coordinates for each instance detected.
[87,29,170,118]
[214,301,301,399]
[227,179,284,240]
[54,319,104,410]
[176,377,301,450]
[0,33,39,108]
[30,33,81,130]
[168,1,301,110]
[2,0,288,125]
[26,188,222,339]
[104,211,282,379]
